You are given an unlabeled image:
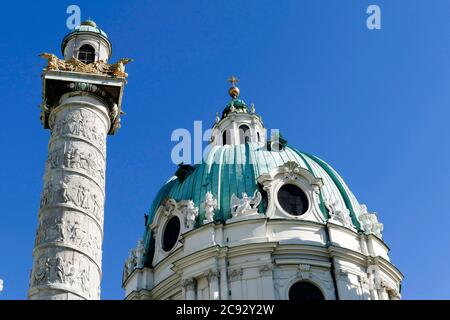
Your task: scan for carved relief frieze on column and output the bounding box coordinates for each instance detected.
[39,174,105,225]
[29,247,101,299]
[50,107,107,156]
[30,94,110,300]
[32,21,128,300]
[34,209,103,264]
[46,139,106,189]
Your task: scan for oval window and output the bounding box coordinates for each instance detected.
[277,184,308,215]
[162,216,180,252]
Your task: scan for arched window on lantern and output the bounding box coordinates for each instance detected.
[222,129,231,146]
[78,44,96,64]
[239,124,251,144]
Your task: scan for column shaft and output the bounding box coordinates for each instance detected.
[29,93,110,300]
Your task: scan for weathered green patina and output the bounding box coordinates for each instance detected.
[142,143,362,266]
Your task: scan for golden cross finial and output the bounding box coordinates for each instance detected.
[227,75,240,87]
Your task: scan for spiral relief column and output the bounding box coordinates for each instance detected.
[29,94,109,299]
[29,20,129,300]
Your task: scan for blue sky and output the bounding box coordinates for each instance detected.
[0,0,449,299]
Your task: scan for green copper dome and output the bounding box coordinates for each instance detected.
[61,20,110,55]
[69,20,108,38]
[221,98,248,118]
[142,143,363,264]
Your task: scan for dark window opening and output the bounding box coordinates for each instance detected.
[258,183,268,213]
[289,282,325,301]
[78,44,96,64]
[162,216,180,252]
[239,125,250,144]
[222,130,231,145]
[277,184,308,215]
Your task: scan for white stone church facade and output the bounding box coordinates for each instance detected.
[30,21,403,300]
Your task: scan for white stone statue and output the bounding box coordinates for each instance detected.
[124,250,136,278]
[203,192,217,223]
[163,198,176,216]
[110,103,119,123]
[230,101,236,112]
[325,198,353,229]
[185,200,199,229]
[359,204,383,238]
[134,239,145,269]
[230,190,262,217]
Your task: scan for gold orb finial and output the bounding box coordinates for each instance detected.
[227,75,240,98]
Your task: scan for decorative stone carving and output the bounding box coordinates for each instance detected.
[31,253,95,298]
[281,161,303,181]
[230,101,236,112]
[284,161,301,174]
[35,216,64,246]
[203,192,217,223]
[204,270,220,282]
[31,96,108,300]
[158,198,200,229]
[360,204,383,238]
[124,250,136,279]
[384,282,401,300]
[230,190,262,217]
[40,176,104,222]
[325,198,354,229]
[389,290,401,300]
[358,274,370,287]
[228,268,244,282]
[110,104,119,123]
[181,278,195,290]
[40,53,132,78]
[162,198,177,217]
[33,256,51,285]
[297,264,311,279]
[51,109,106,155]
[134,239,145,269]
[46,143,105,184]
[34,212,102,262]
[258,265,273,277]
[123,239,145,279]
[182,200,199,229]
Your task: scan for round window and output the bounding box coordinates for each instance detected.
[289,281,325,300]
[162,216,180,252]
[277,184,308,215]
